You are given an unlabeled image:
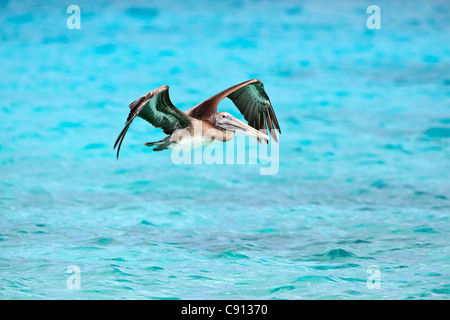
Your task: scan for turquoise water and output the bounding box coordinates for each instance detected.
[1,0,449,299]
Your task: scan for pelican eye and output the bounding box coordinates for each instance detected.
[222,114,226,118]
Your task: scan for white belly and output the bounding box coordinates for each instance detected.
[168,134,218,151]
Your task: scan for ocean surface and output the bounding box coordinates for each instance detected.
[1,0,449,299]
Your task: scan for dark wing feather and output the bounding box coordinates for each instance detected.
[113,85,191,158]
[227,80,281,142]
[186,79,281,143]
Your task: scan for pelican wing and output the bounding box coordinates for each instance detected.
[114,85,191,158]
[186,79,281,142]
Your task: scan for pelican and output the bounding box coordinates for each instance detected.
[114,79,281,158]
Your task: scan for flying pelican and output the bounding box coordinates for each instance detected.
[114,79,281,158]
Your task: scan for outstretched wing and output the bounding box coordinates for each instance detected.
[186,79,281,142]
[114,85,191,158]
[227,80,281,142]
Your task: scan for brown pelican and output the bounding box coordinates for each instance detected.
[114,79,281,158]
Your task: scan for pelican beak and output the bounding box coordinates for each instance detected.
[223,116,270,142]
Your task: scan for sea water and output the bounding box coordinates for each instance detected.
[0,0,449,299]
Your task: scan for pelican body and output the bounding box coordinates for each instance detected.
[114,79,281,157]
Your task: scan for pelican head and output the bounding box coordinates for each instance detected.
[213,112,269,141]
